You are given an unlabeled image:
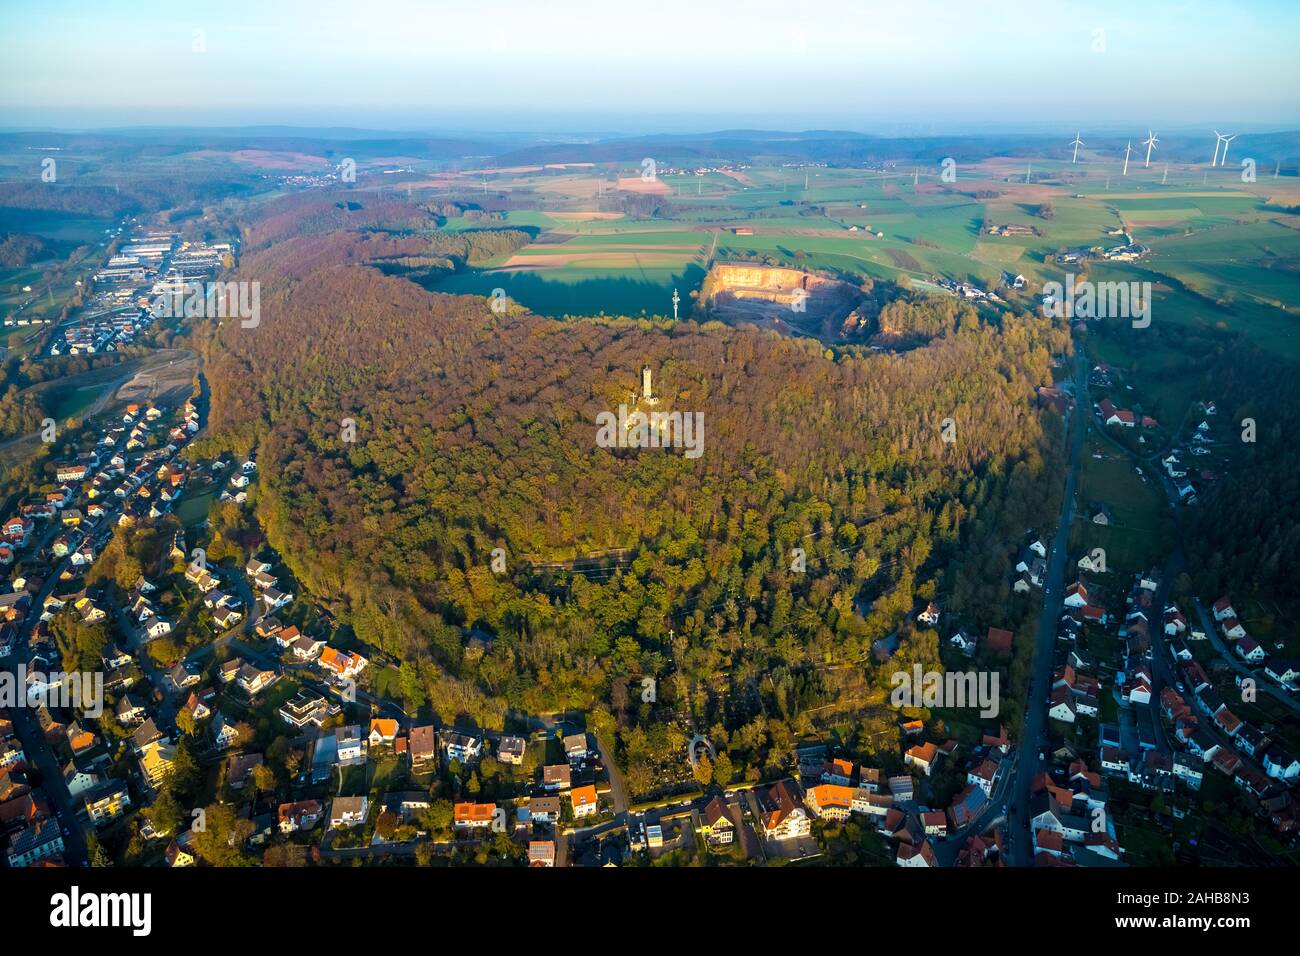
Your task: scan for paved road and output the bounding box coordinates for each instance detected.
[594,730,629,814]
[1192,597,1299,714]
[0,357,205,864]
[1009,347,1088,866]
[1095,393,1300,720]
[935,749,1017,864]
[1,541,90,866]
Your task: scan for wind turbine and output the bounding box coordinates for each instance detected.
[1122,140,1133,176]
[1218,133,1236,166]
[1212,130,1225,166]
[1070,132,1084,163]
[1142,131,1158,168]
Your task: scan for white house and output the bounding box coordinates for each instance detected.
[949,630,978,657]
[211,712,240,750]
[142,618,173,640]
[329,796,368,828]
[1063,582,1089,609]
[1048,687,1076,723]
[1263,748,1300,781]
[1236,637,1266,663]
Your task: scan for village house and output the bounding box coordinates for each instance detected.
[543,763,573,791]
[757,780,810,841]
[454,802,497,829]
[699,797,736,846]
[368,719,399,747]
[278,688,339,728]
[804,783,855,821]
[529,795,562,823]
[335,725,366,763]
[164,839,195,868]
[226,752,264,790]
[904,741,939,776]
[528,841,556,867]
[497,735,527,765]
[570,784,599,819]
[211,712,241,750]
[329,796,368,829]
[83,779,131,825]
[896,839,938,868]
[319,646,368,680]
[441,730,483,765]
[563,732,590,762]
[917,602,941,627]
[291,633,325,661]
[407,725,437,768]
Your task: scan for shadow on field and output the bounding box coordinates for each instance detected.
[418,264,707,318]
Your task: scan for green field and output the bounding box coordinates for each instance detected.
[411,160,1300,353]
[1071,436,1172,577]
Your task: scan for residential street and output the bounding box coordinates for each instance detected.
[1,549,89,865]
[1009,346,1087,866]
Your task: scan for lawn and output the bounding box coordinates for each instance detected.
[176,487,217,527]
[1071,438,1171,576]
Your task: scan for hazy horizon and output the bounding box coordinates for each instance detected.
[2,0,1297,132]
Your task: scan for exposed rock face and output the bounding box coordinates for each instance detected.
[707,263,842,305]
[702,262,861,339]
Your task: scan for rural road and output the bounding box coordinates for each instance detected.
[1009,346,1087,866]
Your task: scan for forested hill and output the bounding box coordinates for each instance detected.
[194,218,1068,753]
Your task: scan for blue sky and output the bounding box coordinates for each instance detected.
[2,0,1297,132]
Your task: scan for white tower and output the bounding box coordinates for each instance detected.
[1218,134,1236,166]
[1142,131,1158,168]
[642,366,658,405]
[672,288,680,321]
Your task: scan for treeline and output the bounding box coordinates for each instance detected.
[874,292,979,341]
[3,349,132,391]
[193,220,1069,782]
[1086,316,1300,610]
[425,228,530,265]
[0,174,250,219]
[0,384,47,440]
[242,192,435,248]
[1183,338,1300,608]
[0,231,51,267]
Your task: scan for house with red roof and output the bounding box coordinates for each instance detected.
[986,627,1014,655]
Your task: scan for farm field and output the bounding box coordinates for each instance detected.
[1070,436,1173,577]
[409,158,1300,352]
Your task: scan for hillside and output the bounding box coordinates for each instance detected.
[193,215,1070,776]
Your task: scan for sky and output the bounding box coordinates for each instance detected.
[2,0,1297,134]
